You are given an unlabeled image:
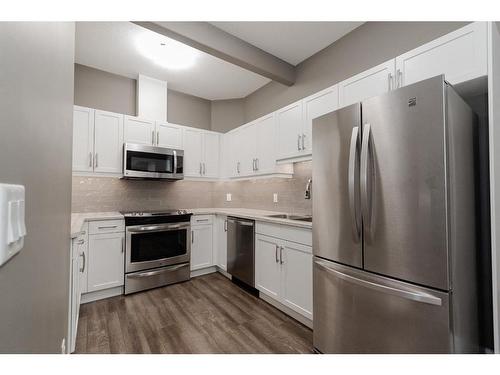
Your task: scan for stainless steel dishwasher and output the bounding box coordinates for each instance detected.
[227,217,255,287]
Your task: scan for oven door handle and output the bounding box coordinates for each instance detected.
[127,264,188,278]
[127,224,188,233]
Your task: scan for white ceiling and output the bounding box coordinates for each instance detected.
[210,22,364,66]
[75,22,271,100]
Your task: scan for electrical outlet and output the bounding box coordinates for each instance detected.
[226,193,232,202]
[273,193,278,203]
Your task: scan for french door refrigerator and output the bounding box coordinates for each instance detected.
[312,75,479,353]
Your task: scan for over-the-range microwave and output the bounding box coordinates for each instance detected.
[122,143,184,180]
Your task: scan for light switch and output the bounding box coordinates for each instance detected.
[273,193,278,203]
[0,184,26,267]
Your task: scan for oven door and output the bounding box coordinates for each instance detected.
[123,143,184,179]
[125,222,191,273]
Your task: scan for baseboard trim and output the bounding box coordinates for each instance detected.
[81,286,123,304]
[216,267,232,279]
[191,266,217,278]
[259,292,313,329]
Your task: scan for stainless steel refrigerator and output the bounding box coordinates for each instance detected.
[312,75,479,353]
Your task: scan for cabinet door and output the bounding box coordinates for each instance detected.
[215,216,228,270]
[183,128,204,177]
[281,241,313,319]
[72,106,94,173]
[156,122,183,149]
[303,85,339,154]
[338,59,396,108]
[231,128,245,177]
[191,224,213,270]
[203,132,220,178]
[255,234,281,300]
[396,22,487,88]
[124,115,155,145]
[237,124,256,176]
[254,114,276,175]
[94,110,124,174]
[276,101,304,161]
[220,133,234,178]
[87,232,125,292]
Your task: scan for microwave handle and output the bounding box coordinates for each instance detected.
[173,150,177,173]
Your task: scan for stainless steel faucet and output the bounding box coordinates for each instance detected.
[305,178,312,199]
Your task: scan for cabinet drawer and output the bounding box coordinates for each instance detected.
[256,221,312,248]
[88,219,124,235]
[191,215,213,225]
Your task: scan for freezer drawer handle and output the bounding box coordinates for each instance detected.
[348,126,361,242]
[314,260,442,306]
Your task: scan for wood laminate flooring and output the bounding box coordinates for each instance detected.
[75,272,313,354]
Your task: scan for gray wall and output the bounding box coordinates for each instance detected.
[243,22,469,122]
[211,98,245,132]
[74,64,212,129]
[0,22,75,353]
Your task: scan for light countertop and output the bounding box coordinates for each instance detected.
[71,208,312,239]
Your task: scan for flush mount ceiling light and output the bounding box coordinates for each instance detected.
[135,31,200,70]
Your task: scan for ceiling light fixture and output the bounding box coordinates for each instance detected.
[135,31,200,70]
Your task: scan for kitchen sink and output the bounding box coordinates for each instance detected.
[265,214,312,222]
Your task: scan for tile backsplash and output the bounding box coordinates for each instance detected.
[72,161,312,215]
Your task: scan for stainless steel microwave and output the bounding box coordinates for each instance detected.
[123,143,184,180]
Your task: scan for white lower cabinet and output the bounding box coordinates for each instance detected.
[87,230,125,292]
[214,215,228,271]
[190,219,214,271]
[255,226,313,320]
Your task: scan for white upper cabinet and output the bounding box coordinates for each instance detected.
[124,115,155,145]
[396,22,487,89]
[203,132,220,178]
[156,122,183,149]
[237,123,256,176]
[183,128,219,178]
[276,101,304,161]
[73,106,95,173]
[94,110,124,174]
[254,114,277,175]
[73,106,124,176]
[339,59,396,108]
[302,85,339,154]
[183,128,204,177]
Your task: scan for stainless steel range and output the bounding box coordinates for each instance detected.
[121,209,192,294]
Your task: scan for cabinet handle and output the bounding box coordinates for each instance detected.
[301,134,305,150]
[280,246,284,264]
[80,251,86,273]
[275,244,279,263]
[203,162,206,175]
[237,161,240,174]
[256,158,259,171]
[396,69,402,88]
[94,153,98,168]
[224,219,227,232]
[297,134,301,150]
[157,131,160,145]
[192,230,194,243]
[388,73,393,90]
[97,225,118,229]
[89,152,93,168]
[252,158,255,171]
[199,162,202,175]
[77,239,85,245]
[152,130,155,145]
[196,219,209,223]
[121,237,124,253]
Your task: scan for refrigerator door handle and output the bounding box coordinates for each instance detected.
[348,126,361,242]
[314,259,442,306]
[360,123,373,237]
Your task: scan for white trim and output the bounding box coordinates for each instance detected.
[217,267,232,279]
[191,266,217,278]
[276,155,312,164]
[81,286,123,304]
[259,292,313,329]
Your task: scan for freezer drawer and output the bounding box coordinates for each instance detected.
[313,258,451,353]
